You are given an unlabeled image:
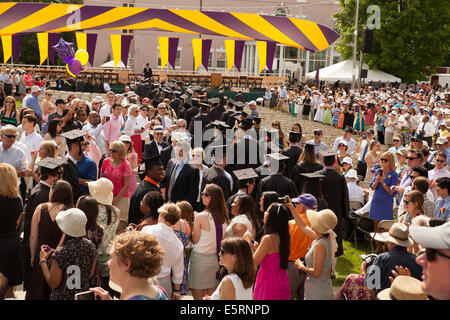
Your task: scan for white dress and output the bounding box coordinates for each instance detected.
[314,105,325,122]
[210,273,253,300]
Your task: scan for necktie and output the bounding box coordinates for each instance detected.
[167,163,180,201]
[435,199,445,218]
[361,142,369,164]
[162,117,166,129]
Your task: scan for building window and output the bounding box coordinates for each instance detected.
[157,47,182,69]
[216,50,226,69]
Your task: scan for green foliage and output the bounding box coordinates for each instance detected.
[333,0,450,83]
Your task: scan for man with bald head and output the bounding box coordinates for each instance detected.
[82,111,106,157]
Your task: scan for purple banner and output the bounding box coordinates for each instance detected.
[87,33,97,66]
[168,37,179,70]
[121,35,133,68]
[266,41,277,72]
[48,33,59,65]
[234,40,245,72]
[201,39,212,71]
[11,34,22,63]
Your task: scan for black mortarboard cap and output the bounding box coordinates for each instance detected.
[289,131,302,143]
[36,157,67,170]
[211,120,230,129]
[239,118,254,130]
[267,153,290,161]
[253,116,262,124]
[143,154,163,168]
[209,97,220,105]
[235,101,245,108]
[305,141,315,152]
[319,150,337,159]
[60,129,86,142]
[233,168,259,181]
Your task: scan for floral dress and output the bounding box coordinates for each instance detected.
[173,220,192,296]
[335,273,376,300]
[87,225,104,288]
[96,205,119,278]
[331,107,340,126]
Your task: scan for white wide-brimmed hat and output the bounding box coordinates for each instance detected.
[306,209,338,235]
[88,178,114,206]
[119,135,132,143]
[375,223,414,247]
[56,208,87,237]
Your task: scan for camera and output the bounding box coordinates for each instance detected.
[277,196,289,204]
[362,133,367,139]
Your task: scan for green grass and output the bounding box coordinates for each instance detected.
[333,238,371,287]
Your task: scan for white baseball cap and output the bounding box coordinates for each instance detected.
[346,169,358,179]
[31,85,41,93]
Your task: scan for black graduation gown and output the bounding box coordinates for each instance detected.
[220,110,234,124]
[22,182,50,289]
[62,158,85,203]
[290,162,324,195]
[143,139,170,160]
[255,173,298,205]
[189,114,210,135]
[229,137,265,172]
[207,105,225,123]
[170,98,181,118]
[281,145,302,177]
[185,106,199,129]
[201,166,232,200]
[234,93,245,103]
[128,180,161,225]
[317,167,349,257]
[160,145,174,170]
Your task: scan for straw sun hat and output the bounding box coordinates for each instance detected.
[377,276,428,300]
[88,178,114,206]
[306,209,338,235]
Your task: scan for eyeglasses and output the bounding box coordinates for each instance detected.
[424,248,450,262]
[402,199,416,205]
[435,159,445,163]
[3,134,16,139]
[46,94,52,96]
[406,157,417,161]
[380,158,389,162]
[178,125,186,128]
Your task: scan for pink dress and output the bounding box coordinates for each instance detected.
[127,153,138,197]
[100,158,132,198]
[253,236,290,300]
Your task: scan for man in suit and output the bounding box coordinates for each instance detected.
[162,139,200,204]
[143,63,152,80]
[128,155,165,225]
[202,145,233,201]
[160,132,184,170]
[317,150,349,258]
[143,125,170,159]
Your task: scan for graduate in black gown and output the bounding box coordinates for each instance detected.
[316,150,349,258]
[201,144,233,201]
[60,129,87,203]
[227,168,258,213]
[128,155,165,225]
[281,131,303,177]
[290,141,324,195]
[220,100,235,124]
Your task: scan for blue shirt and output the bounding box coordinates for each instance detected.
[434,196,450,221]
[364,246,422,291]
[25,94,42,117]
[429,147,450,167]
[77,154,98,194]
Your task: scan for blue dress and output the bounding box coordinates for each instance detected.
[369,169,399,221]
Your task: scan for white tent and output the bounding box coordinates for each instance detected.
[305,60,401,83]
[100,60,128,68]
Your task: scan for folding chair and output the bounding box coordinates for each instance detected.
[349,200,364,210]
[369,219,396,252]
[358,181,371,190]
[350,215,375,250]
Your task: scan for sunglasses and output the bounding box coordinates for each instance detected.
[6,100,14,103]
[406,157,417,160]
[314,132,322,136]
[435,159,445,163]
[3,134,16,139]
[402,199,416,205]
[424,248,450,262]
[380,158,389,162]
[141,109,149,112]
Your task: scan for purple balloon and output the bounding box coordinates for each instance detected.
[63,56,74,64]
[68,58,82,76]
[52,38,75,61]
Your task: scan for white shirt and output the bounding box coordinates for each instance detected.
[333,136,356,154]
[82,122,106,156]
[428,167,450,201]
[0,142,28,171]
[123,115,140,137]
[161,116,173,130]
[211,274,253,300]
[142,223,184,284]
[19,131,43,164]
[417,121,434,138]
[136,114,149,140]
[99,103,113,121]
[347,182,365,203]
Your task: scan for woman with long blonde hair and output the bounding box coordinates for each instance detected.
[0,163,24,299]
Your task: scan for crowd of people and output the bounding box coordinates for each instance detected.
[0,67,449,301]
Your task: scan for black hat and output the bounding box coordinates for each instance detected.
[235,101,245,109]
[233,168,258,182]
[305,141,315,152]
[239,118,254,130]
[267,153,289,161]
[319,150,337,159]
[253,116,262,124]
[36,157,66,170]
[143,154,163,169]
[288,131,302,143]
[209,97,220,105]
[210,144,231,161]
[344,126,353,133]
[200,103,210,112]
[61,129,86,156]
[300,172,325,179]
[55,99,66,106]
[211,120,230,129]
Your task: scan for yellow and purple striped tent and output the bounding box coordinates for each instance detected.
[0,2,339,52]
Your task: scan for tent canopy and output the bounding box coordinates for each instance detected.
[100,60,127,68]
[306,60,401,83]
[0,2,339,52]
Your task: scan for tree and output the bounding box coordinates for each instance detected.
[333,0,450,84]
